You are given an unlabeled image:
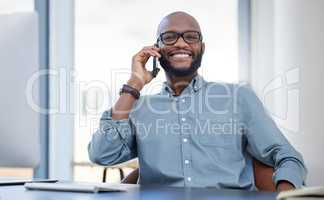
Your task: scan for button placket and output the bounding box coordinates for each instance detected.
[177,97,192,186]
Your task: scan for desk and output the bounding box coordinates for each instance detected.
[0,185,277,200]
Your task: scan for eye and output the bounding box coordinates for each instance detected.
[161,32,177,43]
[184,32,200,42]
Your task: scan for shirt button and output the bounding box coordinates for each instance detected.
[187,177,191,182]
[181,117,186,122]
[184,160,190,164]
[182,99,185,103]
[183,138,188,143]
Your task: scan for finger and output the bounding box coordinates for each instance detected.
[139,50,161,60]
[142,46,161,52]
[144,49,161,58]
[150,51,161,58]
[136,51,155,64]
[138,51,154,61]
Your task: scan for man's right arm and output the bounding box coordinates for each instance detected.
[87,79,144,165]
[88,46,161,166]
[88,108,138,165]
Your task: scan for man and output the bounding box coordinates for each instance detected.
[88,11,306,191]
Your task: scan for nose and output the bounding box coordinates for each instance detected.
[174,36,189,48]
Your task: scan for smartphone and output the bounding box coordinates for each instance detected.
[151,43,160,78]
[152,57,160,78]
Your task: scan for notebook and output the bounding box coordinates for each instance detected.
[277,186,324,200]
[0,178,58,186]
[24,182,138,193]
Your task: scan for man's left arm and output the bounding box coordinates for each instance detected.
[238,85,307,190]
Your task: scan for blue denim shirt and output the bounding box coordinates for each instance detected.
[88,75,307,190]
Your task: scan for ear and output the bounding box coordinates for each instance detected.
[201,42,205,54]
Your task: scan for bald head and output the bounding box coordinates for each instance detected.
[157,11,201,36]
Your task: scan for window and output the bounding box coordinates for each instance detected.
[74,0,238,182]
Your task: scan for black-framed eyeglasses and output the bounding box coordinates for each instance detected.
[157,31,203,45]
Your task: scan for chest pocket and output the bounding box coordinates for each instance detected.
[197,114,239,148]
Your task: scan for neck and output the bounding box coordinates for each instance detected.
[165,72,198,96]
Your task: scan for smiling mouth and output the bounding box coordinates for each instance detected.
[169,52,192,60]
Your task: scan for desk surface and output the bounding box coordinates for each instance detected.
[0,185,277,200]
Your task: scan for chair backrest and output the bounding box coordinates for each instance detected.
[121,168,139,184]
[253,159,276,191]
[121,159,276,191]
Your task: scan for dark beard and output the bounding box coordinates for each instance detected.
[158,50,203,77]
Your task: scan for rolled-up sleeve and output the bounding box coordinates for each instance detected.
[88,108,137,166]
[238,85,307,188]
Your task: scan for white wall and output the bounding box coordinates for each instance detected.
[251,0,324,186]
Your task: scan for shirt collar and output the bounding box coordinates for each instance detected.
[161,74,207,96]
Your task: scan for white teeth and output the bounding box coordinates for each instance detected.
[172,53,190,58]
